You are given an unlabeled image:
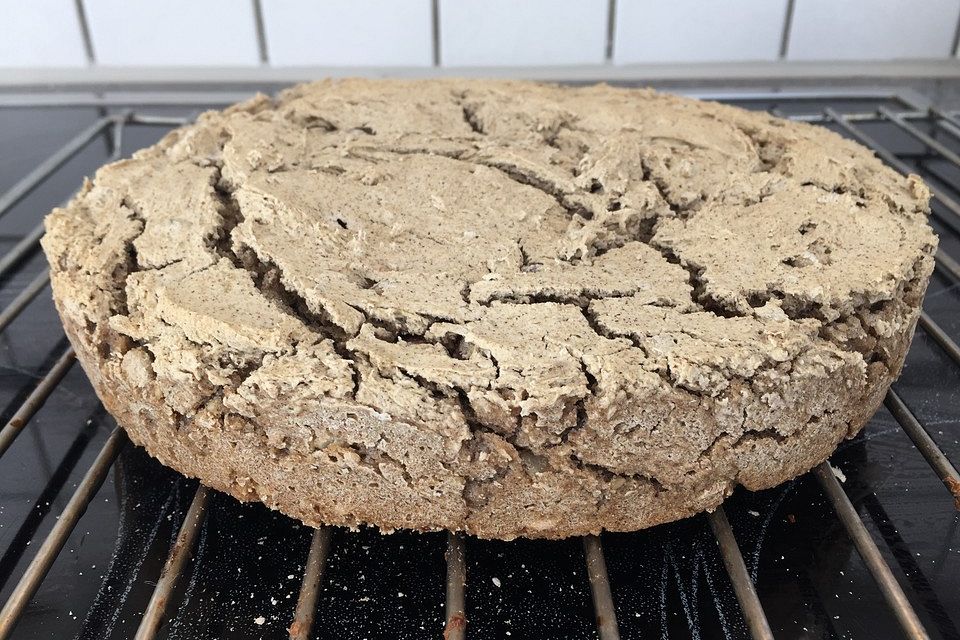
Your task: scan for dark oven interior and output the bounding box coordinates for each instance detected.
[0,88,957,640]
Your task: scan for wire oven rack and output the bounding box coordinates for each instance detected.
[0,87,957,640]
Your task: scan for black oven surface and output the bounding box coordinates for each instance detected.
[0,89,957,640]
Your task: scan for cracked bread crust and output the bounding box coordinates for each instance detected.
[42,80,937,540]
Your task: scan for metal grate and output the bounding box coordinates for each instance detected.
[0,87,957,640]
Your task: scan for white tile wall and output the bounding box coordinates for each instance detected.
[788,0,960,61]
[0,0,87,67]
[439,0,608,67]
[83,0,261,66]
[3,0,960,69]
[614,0,788,64]
[262,0,433,67]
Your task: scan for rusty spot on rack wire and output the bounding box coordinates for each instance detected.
[287,621,305,637]
[443,613,466,640]
[946,477,960,510]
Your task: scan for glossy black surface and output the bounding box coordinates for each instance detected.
[0,93,957,640]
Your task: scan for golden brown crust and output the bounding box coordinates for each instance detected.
[43,80,936,539]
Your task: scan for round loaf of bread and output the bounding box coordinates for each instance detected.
[42,80,937,539]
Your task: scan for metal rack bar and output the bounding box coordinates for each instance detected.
[0,116,122,281]
[813,462,930,640]
[918,311,960,365]
[288,527,333,640]
[0,116,114,220]
[134,485,211,640]
[444,533,467,640]
[760,91,924,123]
[582,535,620,640]
[0,112,178,283]
[0,89,913,109]
[0,119,175,288]
[824,107,960,232]
[0,271,49,333]
[0,406,104,595]
[0,347,75,458]
[0,93,255,108]
[0,427,126,640]
[706,509,775,640]
[879,106,960,168]
[125,113,191,127]
[934,251,960,282]
[790,112,917,124]
[0,222,45,281]
[885,390,960,509]
[858,491,960,640]
[822,107,960,284]
[108,117,124,159]
[928,107,960,141]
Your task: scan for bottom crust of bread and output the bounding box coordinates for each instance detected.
[59,292,918,540]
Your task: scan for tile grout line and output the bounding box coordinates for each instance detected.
[73,0,96,66]
[432,0,442,67]
[778,0,797,60]
[605,0,618,63]
[252,0,270,65]
[951,4,960,57]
